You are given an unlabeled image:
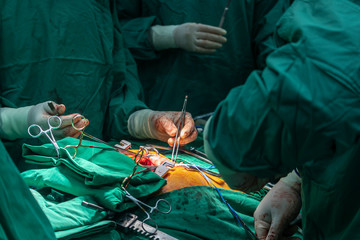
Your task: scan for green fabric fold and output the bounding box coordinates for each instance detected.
[22,137,166,212]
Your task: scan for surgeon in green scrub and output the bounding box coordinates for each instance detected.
[0,104,57,240]
[204,0,360,239]
[0,0,197,170]
[117,0,291,117]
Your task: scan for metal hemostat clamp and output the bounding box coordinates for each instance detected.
[115,140,132,150]
[116,213,178,240]
[155,160,175,177]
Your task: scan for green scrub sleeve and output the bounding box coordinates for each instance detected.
[117,0,159,60]
[252,0,292,69]
[205,26,360,180]
[104,30,148,140]
[205,68,297,180]
[0,140,56,239]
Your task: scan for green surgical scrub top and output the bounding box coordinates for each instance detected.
[206,0,360,239]
[0,0,147,170]
[117,0,291,117]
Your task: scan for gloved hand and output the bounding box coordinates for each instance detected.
[253,170,302,240]
[128,109,198,146]
[0,101,87,140]
[151,23,227,53]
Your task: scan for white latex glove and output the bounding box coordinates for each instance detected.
[0,101,87,140]
[151,23,227,53]
[254,170,302,240]
[128,109,198,146]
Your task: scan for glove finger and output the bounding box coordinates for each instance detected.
[254,218,271,240]
[196,39,223,50]
[56,104,66,115]
[196,32,227,44]
[179,128,198,145]
[193,47,217,54]
[167,127,198,146]
[197,24,227,35]
[44,101,66,115]
[53,125,81,139]
[180,113,195,138]
[59,113,83,127]
[265,219,285,240]
[158,115,178,137]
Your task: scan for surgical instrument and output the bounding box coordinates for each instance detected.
[81,201,105,211]
[48,101,55,111]
[146,144,213,165]
[219,0,232,28]
[65,114,131,158]
[171,95,188,162]
[116,213,178,240]
[71,114,112,146]
[28,116,62,158]
[122,187,172,235]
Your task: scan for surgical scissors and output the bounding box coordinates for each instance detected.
[122,187,172,234]
[28,116,62,158]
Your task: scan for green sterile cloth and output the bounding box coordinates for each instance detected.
[21,137,166,212]
[0,140,56,240]
[30,189,118,240]
[118,186,301,239]
[57,226,119,240]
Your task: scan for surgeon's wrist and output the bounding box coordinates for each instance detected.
[0,106,33,140]
[128,109,157,139]
[150,25,178,50]
[280,170,302,193]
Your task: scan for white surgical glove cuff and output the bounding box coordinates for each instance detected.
[128,109,157,139]
[280,170,302,192]
[150,25,178,50]
[0,106,33,140]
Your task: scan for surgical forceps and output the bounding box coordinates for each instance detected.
[171,95,188,162]
[28,116,62,158]
[122,187,171,234]
[64,114,115,158]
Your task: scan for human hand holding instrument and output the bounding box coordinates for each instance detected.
[28,116,62,158]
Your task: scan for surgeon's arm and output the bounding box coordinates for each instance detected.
[117,0,159,60]
[103,29,197,145]
[117,1,227,58]
[203,38,312,190]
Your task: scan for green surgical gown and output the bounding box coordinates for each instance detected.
[0,0,147,170]
[205,0,360,238]
[117,0,291,116]
[0,139,56,240]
